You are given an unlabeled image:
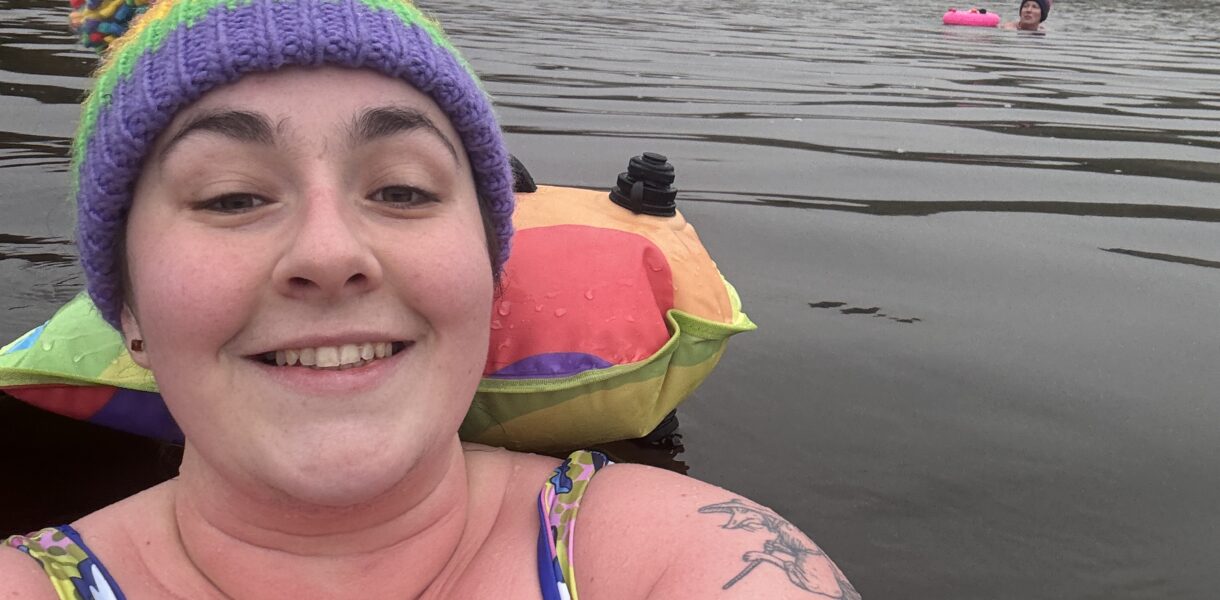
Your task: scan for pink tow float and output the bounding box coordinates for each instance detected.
[942,7,1001,27]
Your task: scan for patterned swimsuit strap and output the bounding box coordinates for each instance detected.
[537,450,613,600]
[5,525,127,600]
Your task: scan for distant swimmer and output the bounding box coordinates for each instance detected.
[1002,0,1051,30]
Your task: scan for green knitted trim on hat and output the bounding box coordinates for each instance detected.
[71,0,476,195]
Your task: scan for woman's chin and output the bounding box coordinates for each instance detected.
[276,472,401,508]
[258,432,434,508]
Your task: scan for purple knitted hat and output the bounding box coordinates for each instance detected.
[73,0,514,329]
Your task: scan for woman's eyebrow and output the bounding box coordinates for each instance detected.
[159,109,276,161]
[350,106,459,164]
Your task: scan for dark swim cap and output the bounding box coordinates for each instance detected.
[1020,0,1052,21]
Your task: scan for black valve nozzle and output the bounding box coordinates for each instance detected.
[609,152,677,217]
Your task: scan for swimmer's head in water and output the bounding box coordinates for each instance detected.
[71,0,514,330]
[1019,0,1051,22]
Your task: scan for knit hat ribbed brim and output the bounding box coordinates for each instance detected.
[73,0,514,330]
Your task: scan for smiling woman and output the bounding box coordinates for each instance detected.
[0,0,858,598]
[120,67,496,509]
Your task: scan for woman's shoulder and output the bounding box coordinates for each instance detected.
[69,479,176,545]
[2,482,180,599]
[1,483,157,597]
[0,534,60,599]
[573,460,861,599]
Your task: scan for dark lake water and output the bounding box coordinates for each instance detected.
[3,0,1219,597]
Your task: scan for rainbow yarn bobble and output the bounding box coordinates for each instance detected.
[69,0,152,51]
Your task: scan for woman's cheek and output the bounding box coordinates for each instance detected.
[417,260,493,334]
[130,227,265,352]
[392,216,495,319]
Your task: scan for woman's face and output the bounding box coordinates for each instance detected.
[122,67,494,506]
[1019,0,1042,26]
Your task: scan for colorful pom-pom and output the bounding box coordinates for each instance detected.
[69,0,151,52]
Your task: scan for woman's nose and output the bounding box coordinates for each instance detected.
[272,191,383,303]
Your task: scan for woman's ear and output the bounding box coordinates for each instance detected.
[120,303,151,368]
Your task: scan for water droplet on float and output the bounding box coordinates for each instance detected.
[41,341,53,351]
[554,308,568,317]
[584,289,595,300]
[648,263,664,272]
[534,304,543,312]
[72,354,83,363]
[497,301,511,316]
[626,315,636,323]
[545,291,559,299]
[490,319,503,330]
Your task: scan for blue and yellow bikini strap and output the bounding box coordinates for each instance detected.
[5,525,127,600]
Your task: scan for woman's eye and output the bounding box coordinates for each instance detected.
[200,193,266,213]
[370,186,437,207]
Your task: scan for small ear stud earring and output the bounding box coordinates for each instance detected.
[130,339,144,352]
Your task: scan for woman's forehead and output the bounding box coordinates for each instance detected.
[176,67,454,133]
[157,66,465,158]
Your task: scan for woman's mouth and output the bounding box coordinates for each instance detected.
[255,342,409,370]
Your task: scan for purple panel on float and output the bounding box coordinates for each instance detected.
[490,352,614,379]
[88,389,184,443]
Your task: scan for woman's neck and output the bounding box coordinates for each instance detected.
[167,438,498,599]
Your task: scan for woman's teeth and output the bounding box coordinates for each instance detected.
[267,342,401,369]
